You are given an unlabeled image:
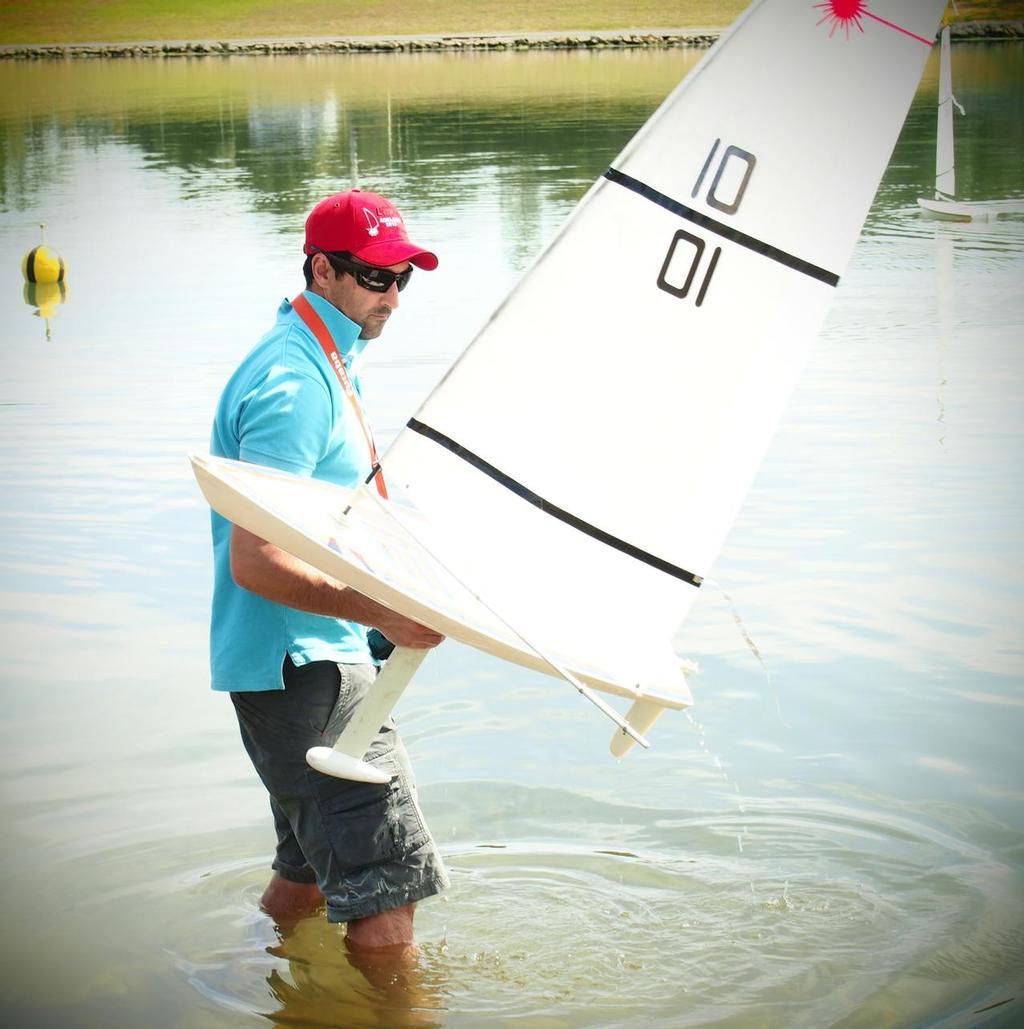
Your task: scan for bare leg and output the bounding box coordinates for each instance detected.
[344,904,422,996]
[343,901,432,1012]
[260,873,324,927]
[345,902,416,950]
[264,903,438,1026]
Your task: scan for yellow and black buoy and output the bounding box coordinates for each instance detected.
[22,223,66,284]
[23,280,70,341]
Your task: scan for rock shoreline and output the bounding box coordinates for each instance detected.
[1,22,1020,61]
[2,31,717,61]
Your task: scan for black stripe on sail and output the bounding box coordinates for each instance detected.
[604,167,840,287]
[25,247,37,283]
[406,418,703,588]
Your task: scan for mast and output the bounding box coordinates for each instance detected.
[935,24,956,199]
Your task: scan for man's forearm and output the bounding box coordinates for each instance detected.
[229,524,444,649]
[230,523,358,617]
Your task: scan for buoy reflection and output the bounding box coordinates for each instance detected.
[23,280,69,341]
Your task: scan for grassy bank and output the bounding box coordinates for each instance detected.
[1,1,1020,46]
[1,2,739,46]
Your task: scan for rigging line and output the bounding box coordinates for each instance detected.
[863,10,934,48]
[350,484,652,749]
[406,417,703,588]
[604,167,840,287]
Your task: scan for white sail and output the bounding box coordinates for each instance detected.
[935,24,956,198]
[379,0,947,697]
[194,0,952,770]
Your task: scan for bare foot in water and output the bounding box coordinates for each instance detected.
[260,873,324,927]
[344,904,427,995]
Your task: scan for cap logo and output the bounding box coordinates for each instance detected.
[362,205,405,240]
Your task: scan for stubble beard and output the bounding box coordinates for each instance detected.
[359,308,391,341]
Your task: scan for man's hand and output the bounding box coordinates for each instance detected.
[365,606,444,650]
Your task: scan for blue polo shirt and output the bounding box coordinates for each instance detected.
[209,291,375,691]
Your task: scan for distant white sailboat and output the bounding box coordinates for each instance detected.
[194,0,951,782]
[917,23,1024,220]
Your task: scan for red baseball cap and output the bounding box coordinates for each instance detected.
[303,189,438,270]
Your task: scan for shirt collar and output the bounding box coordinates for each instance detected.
[280,290,370,361]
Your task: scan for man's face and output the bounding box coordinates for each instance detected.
[313,254,409,341]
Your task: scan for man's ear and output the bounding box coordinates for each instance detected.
[310,252,333,286]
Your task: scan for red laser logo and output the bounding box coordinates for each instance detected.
[813,0,933,45]
[814,0,868,37]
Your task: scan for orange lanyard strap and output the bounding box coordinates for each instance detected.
[291,293,388,498]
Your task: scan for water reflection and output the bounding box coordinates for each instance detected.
[164,778,1023,1027]
[0,50,699,255]
[21,279,69,339]
[263,921,447,1029]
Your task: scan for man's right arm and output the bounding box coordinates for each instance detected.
[229,524,444,650]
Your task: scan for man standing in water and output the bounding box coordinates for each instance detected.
[208,189,449,952]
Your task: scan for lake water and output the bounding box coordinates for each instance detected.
[1,40,1022,1029]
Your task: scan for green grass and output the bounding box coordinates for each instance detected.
[0,2,741,45]
[0,0,1020,46]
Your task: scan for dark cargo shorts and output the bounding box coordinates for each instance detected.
[230,656,449,923]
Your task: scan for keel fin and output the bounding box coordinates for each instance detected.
[610,698,669,758]
[305,646,428,781]
[305,748,392,783]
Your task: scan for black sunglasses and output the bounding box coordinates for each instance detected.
[312,248,413,293]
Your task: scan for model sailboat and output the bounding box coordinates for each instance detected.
[193,0,949,782]
[917,22,1024,220]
